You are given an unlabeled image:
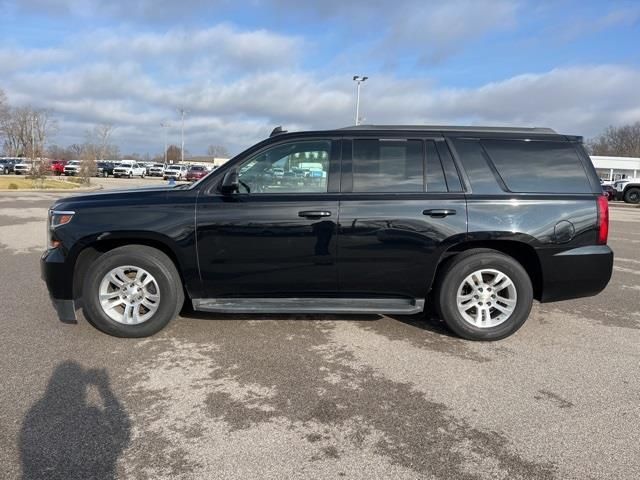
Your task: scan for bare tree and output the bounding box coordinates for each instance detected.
[206,144,230,158]
[1,106,57,158]
[92,124,115,160]
[0,89,9,132]
[166,145,181,163]
[588,122,640,157]
[68,143,83,159]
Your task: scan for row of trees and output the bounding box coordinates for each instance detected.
[1,88,230,166]
[587,122,640,157]
[1,90,57,159]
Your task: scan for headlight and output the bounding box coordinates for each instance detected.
[47,210,75,249]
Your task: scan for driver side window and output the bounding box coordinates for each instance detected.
[237,140,331,194]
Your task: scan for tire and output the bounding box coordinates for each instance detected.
[624,187,640,204]
[82,245,184,338]
[434,249,533,341]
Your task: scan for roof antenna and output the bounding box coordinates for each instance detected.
[270,126,287,137]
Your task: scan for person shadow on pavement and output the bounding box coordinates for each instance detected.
[19,361,131,480]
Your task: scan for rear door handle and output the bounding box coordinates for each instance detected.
[423,209,456,218]
[298,210,332,218]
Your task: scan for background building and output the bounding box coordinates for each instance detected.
[590,155,640,181]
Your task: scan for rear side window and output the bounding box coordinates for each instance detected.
[452,139,502,194]
[425,141,448,192]
[353,139,423,192]
[482,139,591,193]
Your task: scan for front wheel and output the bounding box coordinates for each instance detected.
[434,249,533,341]
[82,245,184,337]
[624,187,640,204]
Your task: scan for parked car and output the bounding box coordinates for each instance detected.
[13,161,32,175]
[601,184,615,201]
[113,162,146,178]
[0,158,19,174]
[42,125,613,340]
[613,177,640,204]
[186,165,208,182]
[96,161,115,177]
[148,163,166,177]
[49,160,67,176]
[63,160,82,176]
[163,164,188,180]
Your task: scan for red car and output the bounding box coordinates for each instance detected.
[49,160,67,176]
[185,165,208,181]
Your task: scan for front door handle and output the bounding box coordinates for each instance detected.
[423,209,456,218]
[298,210,332,218]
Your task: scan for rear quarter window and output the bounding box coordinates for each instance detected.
[482,139,591,193]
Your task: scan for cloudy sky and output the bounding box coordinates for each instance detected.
[0,0,639,156]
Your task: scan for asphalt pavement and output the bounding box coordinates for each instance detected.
[0,183,638,479]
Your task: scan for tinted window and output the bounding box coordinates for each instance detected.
[425,141,447,192]
[238,140,330,193]
[482,139,591,193]
[452,139,502,194]
[353,139,423,192]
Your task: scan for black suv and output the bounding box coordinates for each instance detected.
[41,125,613,340]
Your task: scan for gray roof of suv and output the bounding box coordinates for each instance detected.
[340,125,557,134]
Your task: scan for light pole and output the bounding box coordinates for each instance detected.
[160,122,170,164]
[177,107,188,163]
[352,75,368,125]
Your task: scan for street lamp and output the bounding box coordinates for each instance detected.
[177,107,189,163]
[160,121,171,164]
[352,75,368,126]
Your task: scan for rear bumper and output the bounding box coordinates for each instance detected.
[41,248,78,322]
[539,245,613,302]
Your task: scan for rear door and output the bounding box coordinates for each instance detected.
[337,136,467,299]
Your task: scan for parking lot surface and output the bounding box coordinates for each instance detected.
[0,185,638,479]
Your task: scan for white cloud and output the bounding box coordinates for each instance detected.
[1,13,639,155]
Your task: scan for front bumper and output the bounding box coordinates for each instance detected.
[538,245,614,302]
[41,248,78,322]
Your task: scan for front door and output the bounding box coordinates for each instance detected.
[196,138,340,298]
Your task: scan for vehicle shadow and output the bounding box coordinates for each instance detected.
[387,312,460,339]
[179,309,381,322]
[19,361,131,480]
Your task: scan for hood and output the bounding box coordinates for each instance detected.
[51,184,193,210]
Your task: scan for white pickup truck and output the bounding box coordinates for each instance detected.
[113,161,146,178]
[63,160,81,176]
[613,178,640,204]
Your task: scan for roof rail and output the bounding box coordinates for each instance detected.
[339,125,557,134]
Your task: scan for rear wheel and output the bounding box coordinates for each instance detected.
[434,249,533,340]
[624,187,640,204]
[82,245,184,337]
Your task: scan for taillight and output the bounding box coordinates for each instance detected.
[597,195,609,245]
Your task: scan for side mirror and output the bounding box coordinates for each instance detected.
[220,169,239,194]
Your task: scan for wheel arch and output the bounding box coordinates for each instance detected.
[71,234,191,302]
[432,239,543,301]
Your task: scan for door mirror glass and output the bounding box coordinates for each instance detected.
[220,169,239,194]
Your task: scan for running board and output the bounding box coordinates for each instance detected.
[192,297,425,315]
